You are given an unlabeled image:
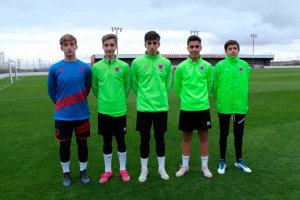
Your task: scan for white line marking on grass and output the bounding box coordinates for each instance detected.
[0,96,49,101]
[0,83,13,91]
[0,77,24,92]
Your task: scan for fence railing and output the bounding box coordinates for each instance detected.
[0,57,54,73]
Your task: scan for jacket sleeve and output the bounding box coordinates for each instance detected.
[124,64,131,98]
[91,64,98,98]
[131,60,138,95]
[47,67,57,103]
[207,64,213,93]
[174,65,182,98]
[212,64,219,100]
[165,60,172,94]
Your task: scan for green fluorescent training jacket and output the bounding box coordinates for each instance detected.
[213,56,250,114]
[131,52,172,112]
[174,56,213,111]
[92,57,130,117]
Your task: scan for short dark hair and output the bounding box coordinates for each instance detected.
[60,34,77,46]
[102,34,118,45]
[187,35,201,45]
[144,31,160,43]
[224,40,240,51]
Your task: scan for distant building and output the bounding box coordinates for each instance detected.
[91,54,274,67]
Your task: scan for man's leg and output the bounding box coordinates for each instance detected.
[76,138,90,184]
[60,140,72,173]
[218,113,231,160]
[175,132,192,177]
[115,132,130,182]
[138,131,151,182]
[217,113,231,174]
[55,120,73,187]
[233,114,251,173]
[198,130,212,178]
[74,119,91,184]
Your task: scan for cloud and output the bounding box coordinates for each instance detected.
[0,0,300,61]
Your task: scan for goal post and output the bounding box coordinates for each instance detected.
[8,60,18,83]
[0,51,4,73]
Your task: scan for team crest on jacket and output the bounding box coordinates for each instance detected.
[80,66,85,72]
[239,67,243,72]
[199,66,205,71]
[158,64,164,70]
[115,66,120,72]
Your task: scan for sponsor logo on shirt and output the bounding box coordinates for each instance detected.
[239,67,244,72]
[60,67,64,72]
[115,66,120,72]
[158,64,164,70]
[199,66,205,71]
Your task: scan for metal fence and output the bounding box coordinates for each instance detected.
[0,55,53,73]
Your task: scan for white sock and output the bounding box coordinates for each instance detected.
[182,155,190,168]
[157,156,165,170]
[79,162,87,171]
[61,161,70,173]
[201,156,209,168]
[118,151,126,171]
[141,158,148,170]
[104,153,112,172]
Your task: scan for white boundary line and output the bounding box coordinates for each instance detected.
[0,83,13,91]
[0,95,49,101]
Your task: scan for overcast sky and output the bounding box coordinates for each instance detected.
[1,0,300,63]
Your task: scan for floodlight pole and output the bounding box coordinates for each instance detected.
[111,27,123,55]
[250,33,257,65]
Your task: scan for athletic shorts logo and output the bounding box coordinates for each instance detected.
[158,64,164,70]
[115,66,120,72]
[239,67,244,72]
[55,129,60,136]
[206,121,211,126]
[199,66,204,71]
[123,127,127,132]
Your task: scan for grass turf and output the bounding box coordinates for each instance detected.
[0,68,299,200]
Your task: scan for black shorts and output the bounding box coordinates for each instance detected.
[179,109,212,132]
[98,113,127,136]
[136,111,168,133]
[55,119,90,141]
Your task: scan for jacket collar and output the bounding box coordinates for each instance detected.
[187,55,202,65]
[225,55,239,63]
[144,51,160,59]
[102,55,117,64]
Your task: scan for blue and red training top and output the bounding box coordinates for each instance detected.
[47,60,91,121]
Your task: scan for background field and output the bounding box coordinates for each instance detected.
[0,68,299,200]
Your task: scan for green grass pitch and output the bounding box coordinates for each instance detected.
[0,68,299,199]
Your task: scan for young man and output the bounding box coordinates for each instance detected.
[48,34,91,187]
[174,35,213,178]
[92,34,131,184]
[131,31,172,182]
[213,40,252,174]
